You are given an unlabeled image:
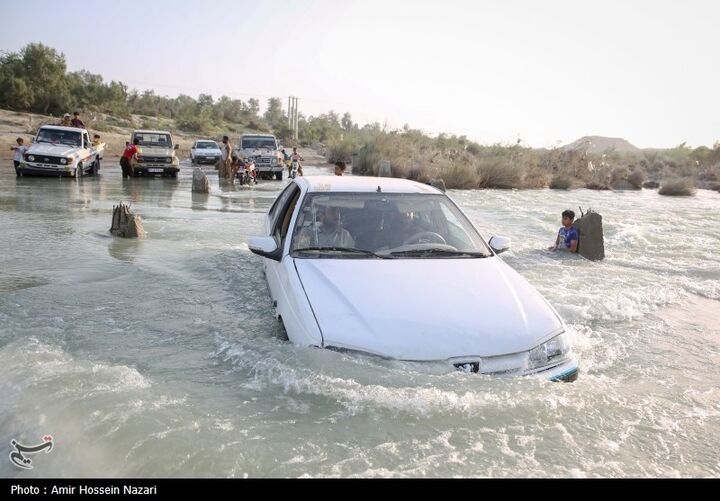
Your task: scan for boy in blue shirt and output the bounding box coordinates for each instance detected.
[549,209,579,253]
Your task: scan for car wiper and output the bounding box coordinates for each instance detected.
[386,248,490,258]
[294,247,394,259]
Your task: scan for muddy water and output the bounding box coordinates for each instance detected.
[1,161,719,477]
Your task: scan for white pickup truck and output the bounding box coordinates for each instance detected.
[17,125,105,177]
[235,133,284,180]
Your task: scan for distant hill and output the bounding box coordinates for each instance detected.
[563,136,642,154]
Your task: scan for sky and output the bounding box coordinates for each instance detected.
[1,0,718,148]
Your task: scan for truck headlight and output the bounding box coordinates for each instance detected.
[28,155,35,162]
[167,157,172,163]
[527,333,571,370]
[60,158,67,165]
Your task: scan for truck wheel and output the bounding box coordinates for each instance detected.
[275,171,283,181]
[89,159,100,176]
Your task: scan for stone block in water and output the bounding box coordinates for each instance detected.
[192,168,210,193]
[573,210,604,261]
[110,203,145,238]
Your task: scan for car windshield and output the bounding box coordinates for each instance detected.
[290,192,493,258]
[134,133,172,147]
[242,138,276,149]
[36,129,82,147]
[196,141,218,149]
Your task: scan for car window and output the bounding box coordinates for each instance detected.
[268,183,297,230]
[275,189,301,242]
[269,183,300,239]
[290,192,492,258]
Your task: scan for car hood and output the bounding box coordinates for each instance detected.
[139,147,173,157]
[27,144,78,156]
[294,257,564,360]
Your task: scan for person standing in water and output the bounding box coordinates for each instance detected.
[549,209,579,253]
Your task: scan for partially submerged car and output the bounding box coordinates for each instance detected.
[190,139,222,165]
[249,176,579,382]
[18,125,104,177]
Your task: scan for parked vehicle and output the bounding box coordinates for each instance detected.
[248,176,579,382]
[17,125,105,177]
[190,139,222,165]
[235,133,284,180]
[131,130,180,178]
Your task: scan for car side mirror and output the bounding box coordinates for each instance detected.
[488,235,511,254]
[248,236,282,261]
[174,144,179,150]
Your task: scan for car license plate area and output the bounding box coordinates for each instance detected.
[148,168,163,173]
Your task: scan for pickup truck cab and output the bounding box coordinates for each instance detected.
[235,133,284,180]
[190,139,222,165]
[18,125,105,177]
[132,130,180,178]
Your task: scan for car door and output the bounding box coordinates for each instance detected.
[262,183,322,346]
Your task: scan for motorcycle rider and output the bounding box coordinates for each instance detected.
[290,147,304,177]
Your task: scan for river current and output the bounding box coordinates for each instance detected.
[1,161,718,477]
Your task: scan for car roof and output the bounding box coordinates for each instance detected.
[296,175,443,194]
[241,134,275,138]
[39,125,84,132]
[133,130,172,135]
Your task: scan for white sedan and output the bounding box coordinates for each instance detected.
[190,139,222,165]
[249,176,579,382]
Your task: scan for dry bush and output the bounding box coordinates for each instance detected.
[549,176,572,190]
[627,170,646,188]
[659,178,696,196]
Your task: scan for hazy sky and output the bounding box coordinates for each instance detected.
[2,0,718,148]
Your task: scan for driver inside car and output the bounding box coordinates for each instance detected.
[373,210,425,250]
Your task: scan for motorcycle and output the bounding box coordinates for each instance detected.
[290,160,299,179]
[237,158,258,186]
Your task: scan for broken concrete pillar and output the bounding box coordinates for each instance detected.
[192,168,210,193]
[110,203,145,238]
[573,210,604,261]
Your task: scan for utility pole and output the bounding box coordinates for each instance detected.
[288,96,300,141]
[288,96,292,128]
[294,97,299,141]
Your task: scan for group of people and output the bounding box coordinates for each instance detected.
[59,111,86,128]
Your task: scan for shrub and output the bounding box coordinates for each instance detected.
[659,179,696,196]
[549,176,572,190]
[477,158,523,189]
[627,170,646,189]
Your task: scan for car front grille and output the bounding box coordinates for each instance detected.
[27,155,64,165]
[141,156,169,163]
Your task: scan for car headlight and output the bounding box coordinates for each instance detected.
[28,155,35,162]
[527,333,571,370]
[60,158,67,165]
[167,157,173,163]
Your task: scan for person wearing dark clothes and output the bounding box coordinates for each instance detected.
[70,111,85,128]
[549,209,579,253]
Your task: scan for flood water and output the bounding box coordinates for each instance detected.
[1,160,719,477]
